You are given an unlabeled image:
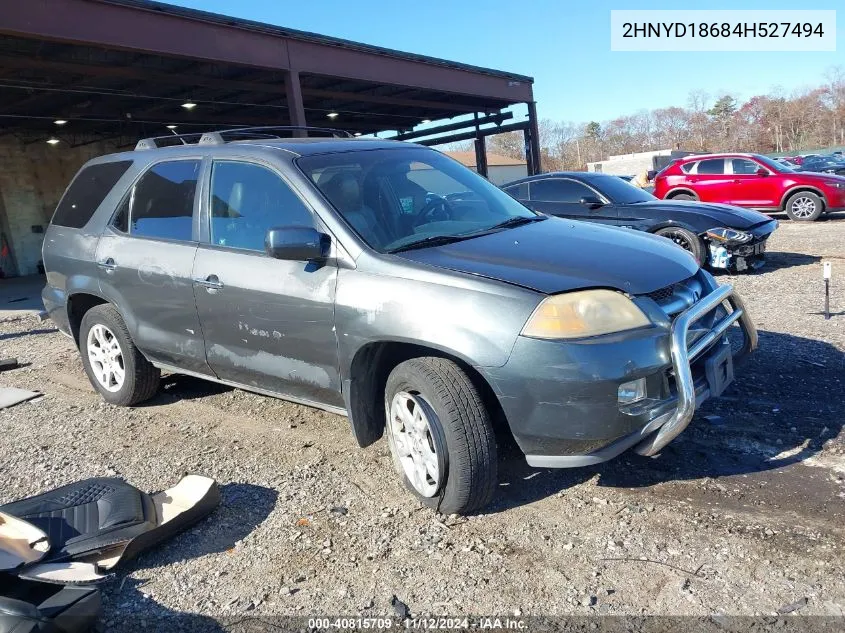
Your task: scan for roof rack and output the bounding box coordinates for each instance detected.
[134,125,354,150]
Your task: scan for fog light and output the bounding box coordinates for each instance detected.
[618,378,646,405]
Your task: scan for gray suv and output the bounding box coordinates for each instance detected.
[42,127,757,514]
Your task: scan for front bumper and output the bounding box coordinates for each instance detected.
[484,283,757,467]
[631,283,756,457]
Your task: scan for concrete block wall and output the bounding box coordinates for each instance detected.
[587,149,673,176]
[0,137,118,276]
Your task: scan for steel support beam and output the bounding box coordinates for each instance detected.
[0,55,288,94]
[526,101,541,175]
[474,136,488,179]
[285,69,307,135]
[391,111,513,142]
[301,87,481,113]
[415,121,529,147]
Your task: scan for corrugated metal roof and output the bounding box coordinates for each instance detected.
[95,0,534,83]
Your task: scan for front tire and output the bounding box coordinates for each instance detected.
[384,358,497,515]
[79,304,160,406]
[784,191,824,221]
[655,226,706,266]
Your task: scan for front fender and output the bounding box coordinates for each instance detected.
[648,220,704,236]
[334,268,540,380]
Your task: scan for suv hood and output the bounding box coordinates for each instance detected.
[394,217,699,295]
[632,200,771,228]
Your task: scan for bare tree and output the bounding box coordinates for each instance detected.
[442,73,844,175]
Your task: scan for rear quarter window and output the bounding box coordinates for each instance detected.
[51,160,133,228]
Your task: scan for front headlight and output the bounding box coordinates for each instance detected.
[521,289,651,339]
[705,227,753,244]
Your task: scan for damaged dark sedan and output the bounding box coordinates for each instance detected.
[502,172,778,272]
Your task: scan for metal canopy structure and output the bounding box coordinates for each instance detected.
[0,0,541,174]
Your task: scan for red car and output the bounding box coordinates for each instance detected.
[653,153,845,221]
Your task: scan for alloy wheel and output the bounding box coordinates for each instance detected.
[663,229,694,252]
[790,196,817,219]
[388,391,441,497]
[86,324,125,392]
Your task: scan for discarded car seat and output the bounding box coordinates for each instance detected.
[0,475,219,584]
[0,576,101,633]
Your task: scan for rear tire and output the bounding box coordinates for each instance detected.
[655,226,706,266]
[669,192,696,201]
[79,304,160,406]
[784,191,824,221]
[384,357,497,515]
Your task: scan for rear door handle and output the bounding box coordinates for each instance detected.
[194,274,224,290]
[97,258,116,272]
[733,179,742,184]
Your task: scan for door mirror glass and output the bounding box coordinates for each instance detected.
[756,168,769,177]
[265,227,330,261]
[580,195,604,209]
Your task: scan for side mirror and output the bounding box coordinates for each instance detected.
[580,195,604,209]
[756,168,769,177]
[265,226,330,262]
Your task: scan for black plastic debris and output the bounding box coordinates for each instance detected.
[391,595,410,619]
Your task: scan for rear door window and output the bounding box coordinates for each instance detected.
[696,159,725,175]
[52,161,132,228]
[125,160,200,242]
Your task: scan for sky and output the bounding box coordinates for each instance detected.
[167,0,845,125]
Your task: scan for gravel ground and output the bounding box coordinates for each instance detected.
[1,214,843,630]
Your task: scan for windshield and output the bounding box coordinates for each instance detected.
[591,175,656,204]
[297,147,538,253]
[754,154,792,173]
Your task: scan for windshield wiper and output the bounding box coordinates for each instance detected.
[387,233,480,254]
[485,215,546,231]
[387,216,545,254]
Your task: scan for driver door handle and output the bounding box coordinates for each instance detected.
[194,274,224,290]
[97,257,116,273]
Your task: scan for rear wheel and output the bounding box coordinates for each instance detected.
[785,191,824,221]
[655,226,706,265]
[669,192,696,201]
[79,304,160,406]
[384,357,497,515]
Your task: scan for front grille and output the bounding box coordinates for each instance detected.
[645,284,676,304]
[641,276,703,316]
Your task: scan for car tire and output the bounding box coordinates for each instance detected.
[79,304,160,406]
[384,357,497,515]
[669,192,696,201]
[784,191,824,221]
[655,227,706,266]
